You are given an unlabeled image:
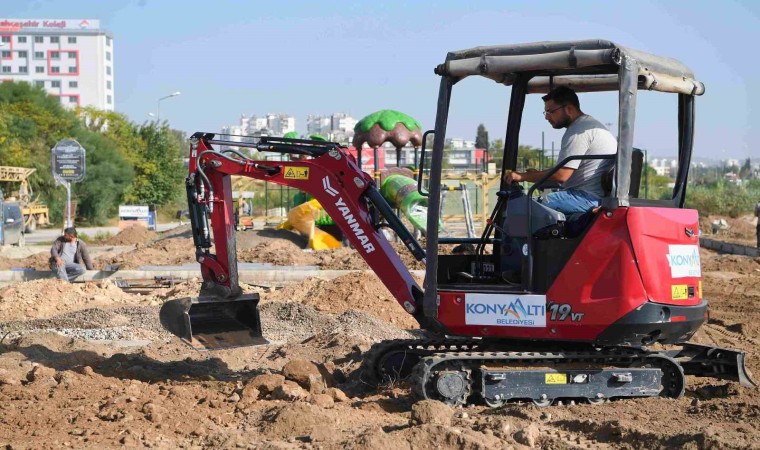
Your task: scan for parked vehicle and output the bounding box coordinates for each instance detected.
[0,201,25,246]
[0,166,51,233]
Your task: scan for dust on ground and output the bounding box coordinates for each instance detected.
[0,230,758,448]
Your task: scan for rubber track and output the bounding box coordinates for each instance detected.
[410,348,685,406]
[361,338,488,384]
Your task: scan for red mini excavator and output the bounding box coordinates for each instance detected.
[161,40,755,406]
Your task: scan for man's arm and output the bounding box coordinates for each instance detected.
[503,167,575,185]
[50,239,61,258]
[79,241,94,270]
[50,239,64,267]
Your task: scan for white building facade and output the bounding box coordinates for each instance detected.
[306,113,357,143]
[222,113,295,138]
[0,19,114,110]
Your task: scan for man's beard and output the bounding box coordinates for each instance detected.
[553,114,572,129]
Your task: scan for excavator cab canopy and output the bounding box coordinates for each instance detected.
[435,39,704,95]
[428,39,703,210]
[422,39,704,315]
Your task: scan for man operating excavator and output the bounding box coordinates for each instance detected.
[503,86,617,215]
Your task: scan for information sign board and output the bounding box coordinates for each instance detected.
[51,139,86,182]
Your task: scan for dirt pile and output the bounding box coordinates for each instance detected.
[236,227,307,251]
[97,237,196,269]
[0,238,759,448]
[701,214,757,246]
[238,239,425,270]
[238,240,319,266]
[103,224,158,246]
[0,279,137,321]
[0,252,50,270]
[265,271,420,329]
[96,224,425,270]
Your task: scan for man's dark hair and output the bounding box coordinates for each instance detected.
[542,86,580,110]
[63,227,77,237]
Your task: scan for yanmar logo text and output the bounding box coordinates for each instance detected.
[465,294,546,327]
[322,176,375,254]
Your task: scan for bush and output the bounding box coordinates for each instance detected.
[685,180,760,217]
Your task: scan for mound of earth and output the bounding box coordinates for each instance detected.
[701,214,758,247]
[238,238,425,270]
[0,252,50,270]
[238,240,319,266]
[103,224,157,246]
[0,279,137,321]
[264,272,420,329]
[97,237,196,269]
[155,223,193,240]
[236,228,308,251]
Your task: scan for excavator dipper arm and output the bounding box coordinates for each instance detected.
[161,133,432,348]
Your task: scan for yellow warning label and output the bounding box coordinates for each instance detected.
[545,373,567,385]
[671,284,689,300]
[698,281,702,298]
[283,167,309,180]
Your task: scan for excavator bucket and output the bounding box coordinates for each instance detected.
[159,294,268,350]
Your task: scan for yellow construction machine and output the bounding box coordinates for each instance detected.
[0,166,50,232]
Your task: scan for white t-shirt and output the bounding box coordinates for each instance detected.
[61,241,77,265]
[557,114,617,197]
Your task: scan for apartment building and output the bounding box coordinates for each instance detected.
[0,19,114,110]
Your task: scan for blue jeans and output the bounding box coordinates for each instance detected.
[51,262,86,282]
[540,189,601,215]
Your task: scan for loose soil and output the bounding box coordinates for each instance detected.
[0,226,758,448]
[102,225,158,246]
[700,214,758,247]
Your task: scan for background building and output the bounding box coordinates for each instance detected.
[306,112,357,143]
[0,19,114,110]
[222,113,295,139]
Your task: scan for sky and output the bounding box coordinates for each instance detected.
[4,0,759,160]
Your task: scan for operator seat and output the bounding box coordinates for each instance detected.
[601,148,644,198]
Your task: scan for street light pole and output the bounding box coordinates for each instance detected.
[157,91,181,125]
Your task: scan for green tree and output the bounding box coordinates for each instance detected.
[0,82,165,224]
[739,157,752,180]
[81,106,185,209]
[489,139,504,169]
[72,130,134,224]
[475,124,489,149]
[516,145,543,171]
[79,107,145,164]
[124,123,184,206]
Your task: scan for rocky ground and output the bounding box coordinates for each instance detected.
[0,222,757,449]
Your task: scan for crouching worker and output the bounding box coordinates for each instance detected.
[50,227,93,282]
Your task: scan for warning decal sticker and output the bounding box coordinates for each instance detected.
[284,167,309,180]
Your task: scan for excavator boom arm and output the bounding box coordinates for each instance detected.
[186,132,428,325]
